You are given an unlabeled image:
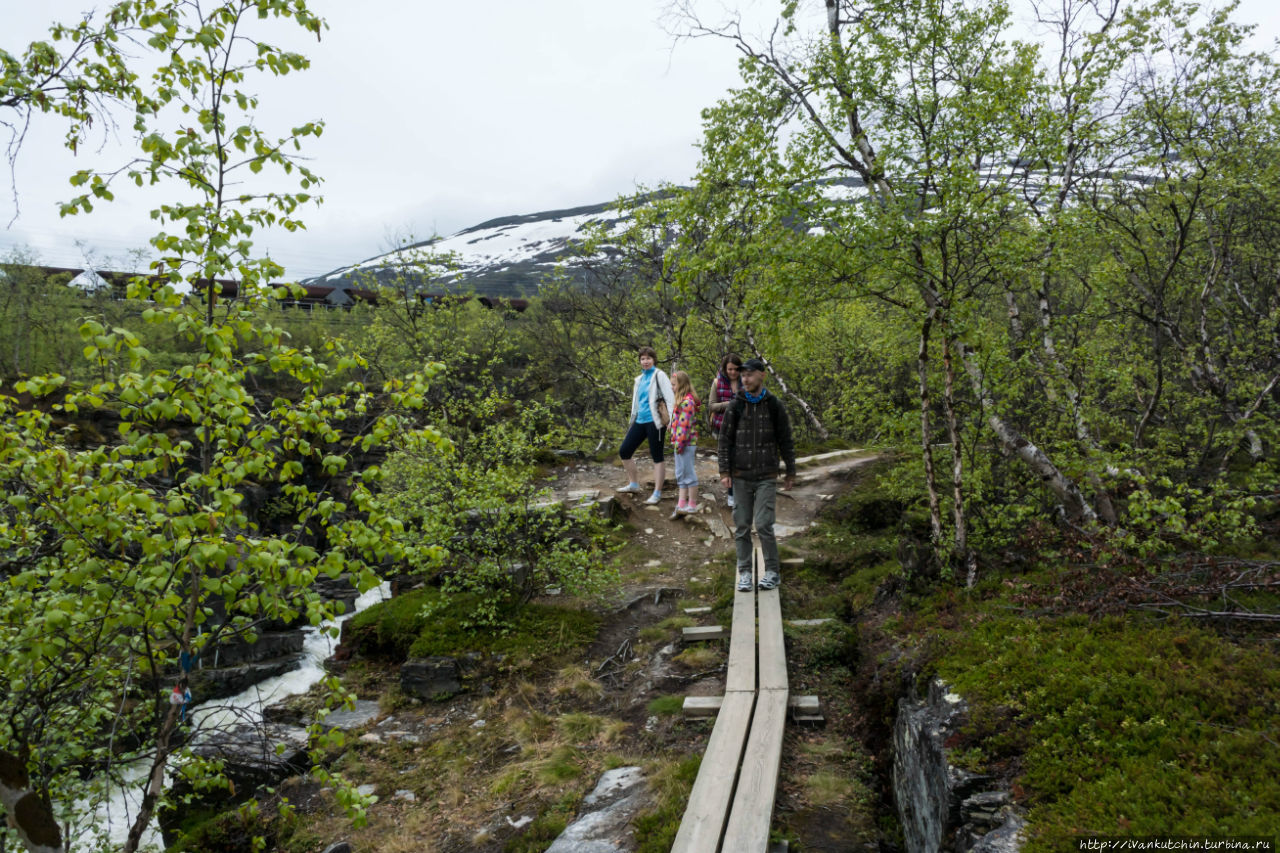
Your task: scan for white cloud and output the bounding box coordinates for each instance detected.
[1,0,1275,280]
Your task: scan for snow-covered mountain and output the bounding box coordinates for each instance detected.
[303,197,647,299]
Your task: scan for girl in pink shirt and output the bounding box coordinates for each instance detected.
[670,371,702,515]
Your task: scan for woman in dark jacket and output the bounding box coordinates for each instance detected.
[705,352,743,507]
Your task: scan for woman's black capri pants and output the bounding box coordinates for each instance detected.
[619,421,666,463]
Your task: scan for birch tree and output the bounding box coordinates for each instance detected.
[0,3,444,850]
[671,0,1279,574]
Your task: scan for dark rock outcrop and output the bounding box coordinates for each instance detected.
[189,658,301,701]
[198,631,305,669]
[893,678,1025,853]
[400,657,463,701]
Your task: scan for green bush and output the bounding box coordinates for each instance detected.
[380,391,618,629]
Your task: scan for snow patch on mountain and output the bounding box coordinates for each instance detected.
[305,199,639,298]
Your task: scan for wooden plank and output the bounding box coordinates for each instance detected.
[780,557,805,567]
[788,695,824,723]
[757,583,787,691]
[682,696,723,718]
[683,606,712,615]
[721,689,789,852]
[684,695,819,720]
[671,691,756,853]
[787,618,831,628]
[683,625,729,642]
[724,576,756,693]
[793,448,864,467]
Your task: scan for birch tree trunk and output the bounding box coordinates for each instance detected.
[1030,282,1120,525]
[958,341,1099,524]
[941,325,976,585]
[746,328,830,440]
[917,309,945,549]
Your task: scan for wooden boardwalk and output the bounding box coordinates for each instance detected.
[668,452,863,850]
[671,544,790,853]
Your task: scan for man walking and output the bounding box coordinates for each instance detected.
[718,358,796,592]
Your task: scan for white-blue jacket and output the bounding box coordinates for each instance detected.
[629,369,675,426]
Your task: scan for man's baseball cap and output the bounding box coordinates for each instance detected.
[741,358,766,372]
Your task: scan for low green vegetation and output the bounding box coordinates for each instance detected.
[346,587,601,664]
[928,608,1279,845]
[502,794,576,853]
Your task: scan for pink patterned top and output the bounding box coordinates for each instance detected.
[671,393,700,453]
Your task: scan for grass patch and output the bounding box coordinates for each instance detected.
[803,768,862,807]
[557,712,626,744]
[551,665,604,701]
[502,793,577,852]
[931,612,1280,847]
[646,695,685,717]
[787,620,859,671]
[673,645,722,670]
[638,614,695,644]
[633,755,702,853]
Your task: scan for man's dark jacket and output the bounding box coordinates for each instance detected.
[717,390,796,481]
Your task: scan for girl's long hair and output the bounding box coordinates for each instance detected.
[672,370,700,405]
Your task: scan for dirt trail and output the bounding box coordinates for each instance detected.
[282,447,883,853]
[546,448,877,596]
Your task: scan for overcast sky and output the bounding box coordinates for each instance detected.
[2,0,1277,280]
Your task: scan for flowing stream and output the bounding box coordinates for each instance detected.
[78,582,391,851]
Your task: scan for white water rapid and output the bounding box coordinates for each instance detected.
[76,582,390,851]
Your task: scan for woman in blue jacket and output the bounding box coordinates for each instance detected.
[616,346,675,504]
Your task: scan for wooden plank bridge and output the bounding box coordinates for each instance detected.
[634,449,861,851]
[671,543,804,853]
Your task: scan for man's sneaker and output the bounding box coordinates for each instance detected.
[644,491,663,505]
[726,494,735,508]
[736,571,755,592]
[616,482,642,494]
[757,571,781,591]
